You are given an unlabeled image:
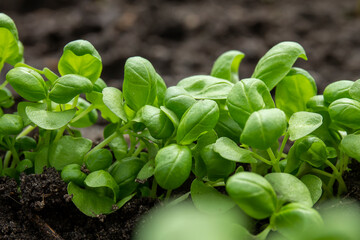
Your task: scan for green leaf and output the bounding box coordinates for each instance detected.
[349,79,360,102]
[288,111,323,141]
[214,107,242,143]
[252,41,307,90]
[17,102,46,126]
[0,13,22,66]
[201,144,236,181]
[136,159,155,181]
[58,40,102,83]
[210,50,245,83]
[341,134,360,162]
[306,95,328,112]
[93,78,107,92]
[226,172,277,219]
[86,91,119,123]
[213,137,256,163]
[275,68,317,119]
[108,157,144,198]
[122,56,157,111]
[265,172,313,207]
[0,87,14,108]
[85,149,113,172]
[177,100,219,145]
[61,163,87,186]
[328,98,360,130]
[296,136,327,167]
[240,109,287,150]
[323,80,353,104]
[177,75,233,100]
[49,74,93,104]
[16,159,33,173]
[69,97,98,128]
[135,105,174,139]
[191,179,235,214]
[25,106,76,130]
[6,67,47,101]
[163,86,196,119]
[154,144,192,190]
[227,78,274,129]
[67,182,115,217]
[102,87,127,122]
[271,203,323,239]
[160,106,179,130]
[301,174,322,204]
[155,73,167,106]
[0,114,23,135]
[84,170,120,202]
[49,135,92,170]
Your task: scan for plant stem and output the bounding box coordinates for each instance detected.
[54,125,67,142]
[131,141,145,157]
[16,125,36,139]
[325,160,347,195]
[70,104,96,123]
[86,121,133,157]
[0,80,8,90]
[72,95,80,108]
[151,178,158,198]
[267,148,281,172]
[311,168,334,178]
[3,151,12,169]
[165,189,172,201]
[251,152,272,165]
[277,132,289,162]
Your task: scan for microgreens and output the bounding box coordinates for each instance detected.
[1,13,359,239]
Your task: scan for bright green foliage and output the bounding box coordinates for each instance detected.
[102,87,127,122]
[123,56,157,112]
[265,172,313,207]
[176,99,219,145]
[341,134,360,162]
[226,172,277,219]
[275,68,317,119]
[323,80,353,104]
[252,41,307,90]
[328,98,360,130]
[26,107,76,130]
[288,111,323,141]
[0,114,23,135]
[61,163,87,186]
[49,74,93,104]
[163,86,196,119]
[58,40,102,83]
[6,67,47,101]
[240,108,287,150]
[85,149,112,172]
[301,174,323,204]
[213,137,256,163]
[84,170,120,202]
[49,136,92,170]
[154,144,192,190]
[69,97,98,128]
[271,203,323,239]
[191,179,235,214]
[227,78,274,129]
[177,75,234,100]
[211,50,245,83]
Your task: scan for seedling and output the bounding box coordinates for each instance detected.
[0,13,359,239]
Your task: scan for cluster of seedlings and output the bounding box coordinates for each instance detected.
[1,13,360,239]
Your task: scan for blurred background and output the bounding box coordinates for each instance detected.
[1,0,360,92]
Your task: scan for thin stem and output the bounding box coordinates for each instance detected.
[251,152,272,165]
[54,125,67,142]
[277,132,289,161]
[86,121,133,157]
[131,141,145,157]
[3,151,12,169]
[0,80,8,90]
[311,168,334,178]
[70,104,96,123]
[165,189,172,201]
[151,178,158,198]
[325,160,347,195]
[72,95,80,108]
[267,148,281,172]
[16,125,36,139]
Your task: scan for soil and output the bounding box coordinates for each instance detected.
[1,0,360,239]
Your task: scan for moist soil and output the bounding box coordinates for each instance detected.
[1,0,360,239]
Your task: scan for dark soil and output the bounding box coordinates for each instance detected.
[1,0,360,239]
[0,168,157,240]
